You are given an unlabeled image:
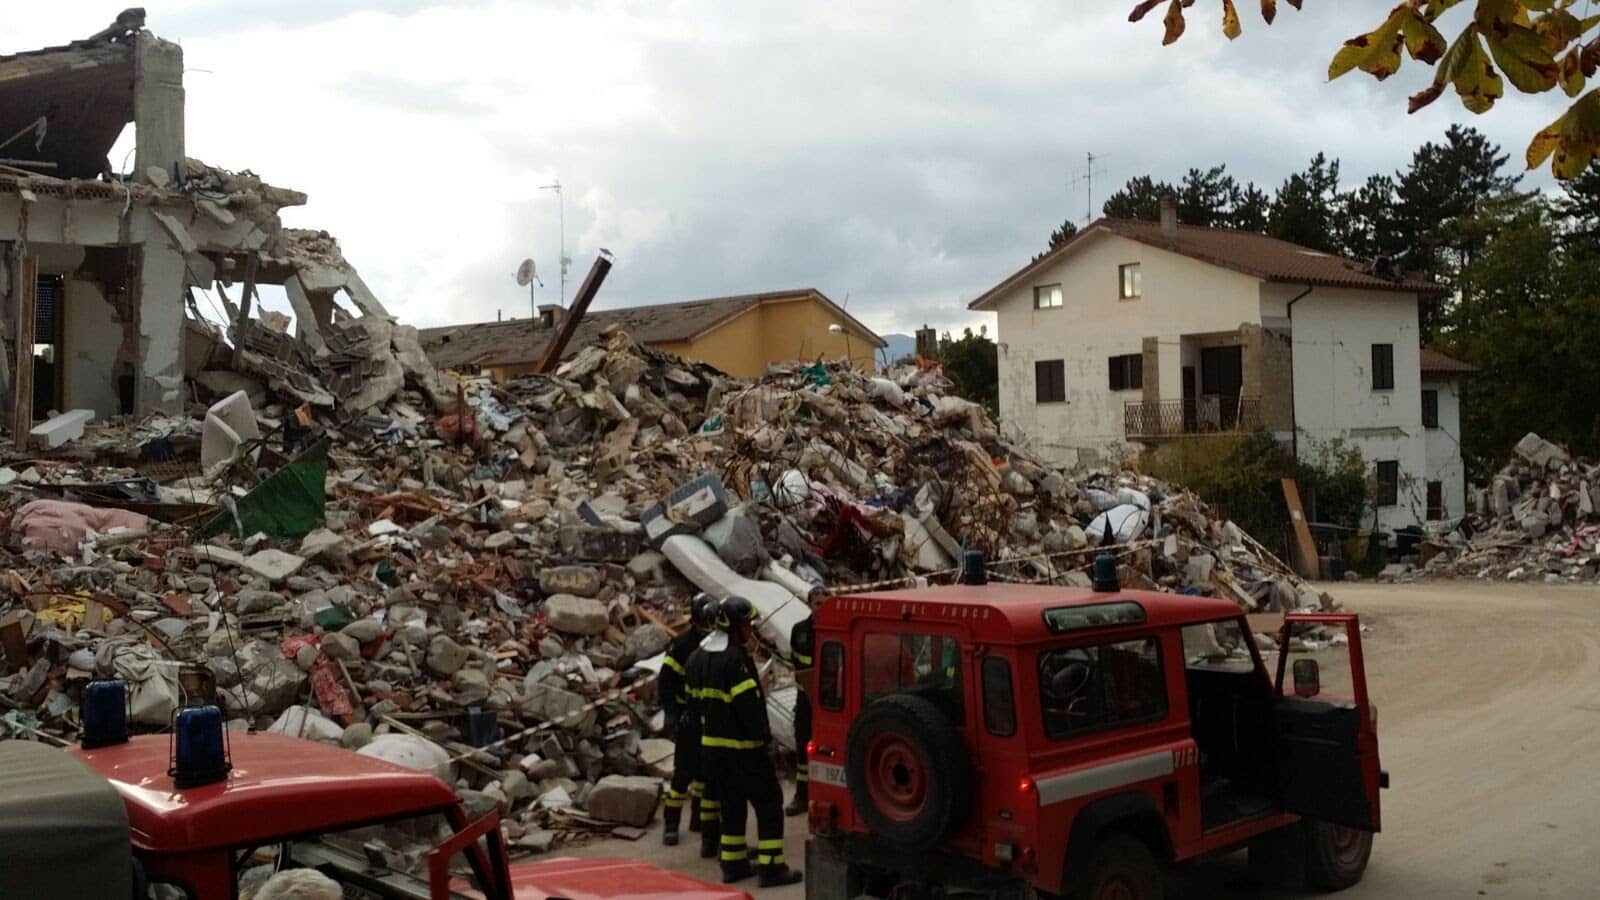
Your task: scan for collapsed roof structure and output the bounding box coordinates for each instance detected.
[0,10,445,447]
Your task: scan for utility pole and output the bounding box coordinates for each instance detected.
[540,180,568,306]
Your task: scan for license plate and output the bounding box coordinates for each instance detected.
[810,762,846,788]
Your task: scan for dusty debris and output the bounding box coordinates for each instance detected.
[1413,432,1600,583]
[0,327,1325,855]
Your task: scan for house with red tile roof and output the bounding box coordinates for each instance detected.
[971,199,1471,534]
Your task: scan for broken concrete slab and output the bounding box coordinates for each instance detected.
[584,775,662,827]
[28,409,94,449]
[543,594,610,636]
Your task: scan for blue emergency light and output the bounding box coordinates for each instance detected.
[80,679,130,749]
[1091,553,1120,592]
[959,550,988,585]
[168,704,231,788]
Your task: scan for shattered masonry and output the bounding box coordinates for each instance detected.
[0,9,443,434]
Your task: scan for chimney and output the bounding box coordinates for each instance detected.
[1159,195,1178,242]
[538,303,565,329]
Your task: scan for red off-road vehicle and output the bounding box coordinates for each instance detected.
[0,729,748,900]
[802,574,1386,899]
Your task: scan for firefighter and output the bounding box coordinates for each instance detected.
[687,597,803,887]
[660,594,719,848]
[783,615,814,817]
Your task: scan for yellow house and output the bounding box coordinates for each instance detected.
[418,288,886,380]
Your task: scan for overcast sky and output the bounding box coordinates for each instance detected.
[1,2,1571,338]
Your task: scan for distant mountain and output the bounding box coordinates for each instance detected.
[880,333,917,364]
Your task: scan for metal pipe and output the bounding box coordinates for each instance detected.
[532,250,614,374]
[1286,285,1314,461]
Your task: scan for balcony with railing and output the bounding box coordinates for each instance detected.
[1123,396,1262,440]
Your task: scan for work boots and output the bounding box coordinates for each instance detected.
[783,782,808,817]
[661,797,684,846]
[699,822,720,860]
[759,863,804,887]
[720,860,755,884]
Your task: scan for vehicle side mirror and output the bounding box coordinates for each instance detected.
[1292,659,1321,698]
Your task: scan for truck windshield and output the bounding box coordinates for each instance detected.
[237,811,485,900]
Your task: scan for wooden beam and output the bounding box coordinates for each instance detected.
[1281,477,1321,580]
[11,252,34,449]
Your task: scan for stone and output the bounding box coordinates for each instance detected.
[358,733,452,780]
[319,631,361,662]
[236,589,285,614]
[543,594,609,635]
[243,549,307,583]
[299,528,351,565]
[538,565,604,598]
[501,770,534,804]
[342,618,383,644]
[624,624,671,660]
[521,681,594,730]
[453,667,490,704]
[585,775,662,827]
[340,722,374,749]
[484,531,517,550]
[426,635,469,677]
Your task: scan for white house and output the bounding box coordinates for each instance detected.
[969,201,1470,534]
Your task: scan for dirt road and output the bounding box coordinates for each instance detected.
[570,582,1600,898]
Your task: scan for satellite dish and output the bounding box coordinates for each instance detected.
[515,258,539,287]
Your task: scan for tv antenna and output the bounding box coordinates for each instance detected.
[1066,152,1109,225]
[515,258,542,319]
[539,180,569,306]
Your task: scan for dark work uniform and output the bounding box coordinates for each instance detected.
[688,632,787,879]
[788,618,814,809]
[661,628,712,837]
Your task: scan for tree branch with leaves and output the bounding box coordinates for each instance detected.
[1130,0,1600,179]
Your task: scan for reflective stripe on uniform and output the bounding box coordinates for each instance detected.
[701,735,764,749]
[663,655,687,675]
[700,799,721,810]
[795,767,808,783]
[721,835,748,861]
[698,678,759,704]
[689,781,704,796]
[794,653,812,667]
[756,839,786,866]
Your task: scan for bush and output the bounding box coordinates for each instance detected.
[1139,431,1369,559]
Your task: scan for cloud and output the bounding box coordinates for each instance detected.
[1,1,1573,339]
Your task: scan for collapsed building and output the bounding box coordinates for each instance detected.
[0,10,443,445]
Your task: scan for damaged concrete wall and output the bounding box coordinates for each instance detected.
[133,34,185,186]
[63,278,126,417]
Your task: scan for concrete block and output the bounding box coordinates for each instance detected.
[29,409,93,448]
[585,775,662,827]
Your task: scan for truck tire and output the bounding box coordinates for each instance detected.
[845,694,972,851]
[1072,834,1164,900]
[1302,819,1372,891]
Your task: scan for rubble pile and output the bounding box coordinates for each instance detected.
[0,329,1329,851]
[1413,432,1600,583]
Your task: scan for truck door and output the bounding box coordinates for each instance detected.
[1271,613,1382,832]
